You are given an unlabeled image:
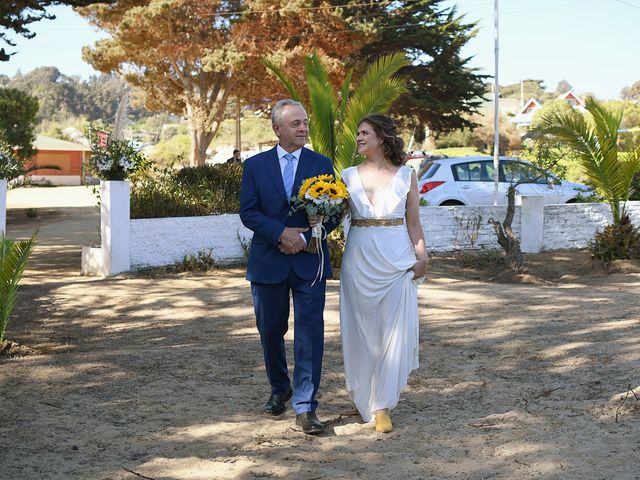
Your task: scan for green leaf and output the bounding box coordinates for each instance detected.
[0,232,37,342]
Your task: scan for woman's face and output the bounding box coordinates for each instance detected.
[356,122,382,156]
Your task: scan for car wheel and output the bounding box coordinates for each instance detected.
[439,200,465,206]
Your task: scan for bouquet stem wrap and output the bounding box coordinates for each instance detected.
[306,216,327,286]
[288,174,349,286]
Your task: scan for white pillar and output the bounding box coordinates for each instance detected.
[101,180,130,276]
[0,178,7,236]
[519,195,544,253]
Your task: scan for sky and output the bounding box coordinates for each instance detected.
[1,0,639,100]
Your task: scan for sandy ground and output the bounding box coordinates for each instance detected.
[1,188,640,480]
[7,185,98,208]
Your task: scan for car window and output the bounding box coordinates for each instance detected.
[501,161,528,183]
[480,161,497,182]
[452,162,484,181]
[419,161,439,180]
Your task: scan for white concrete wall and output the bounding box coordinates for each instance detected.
[26,175,82,186]
[543,202,640,250]
[110,200,640,272]
[130,214,253,269]
[419,205,512,251]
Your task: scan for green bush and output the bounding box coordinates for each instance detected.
[589,215,640,262]
[434,129,473,149]
[130,163,243,219]
[630,171,640,201]
[148,134,190,169]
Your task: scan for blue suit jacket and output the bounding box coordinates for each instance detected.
[240,146,337,284]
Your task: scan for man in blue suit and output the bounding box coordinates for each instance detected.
[240,99,336,435]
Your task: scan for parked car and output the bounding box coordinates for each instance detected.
[417,156,590,206]
[404,152,448,179]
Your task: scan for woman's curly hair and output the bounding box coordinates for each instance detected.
[358,115,405,166]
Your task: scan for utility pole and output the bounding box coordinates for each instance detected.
[492,0,500,206]
[235,98,241,153]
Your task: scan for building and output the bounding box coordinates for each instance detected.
[510,90,585,132]
[27,135,92,186]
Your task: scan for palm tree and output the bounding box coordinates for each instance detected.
[0,233,37,343]
[535,97,640,226]
[265,52,409,175]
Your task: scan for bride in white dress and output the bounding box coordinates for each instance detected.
[339,115,428,433]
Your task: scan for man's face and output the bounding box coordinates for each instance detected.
[273,105,309,152]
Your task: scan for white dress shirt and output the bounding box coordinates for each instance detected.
[276,144,306,245]
[277,144,302,179]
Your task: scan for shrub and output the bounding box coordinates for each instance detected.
[130,163,243,219]
[175,249,216,272]
[630,171,640,201]
[589,215,640,262]
[148,134,190,169]
[434,130,473,149]
[327,227,345,269]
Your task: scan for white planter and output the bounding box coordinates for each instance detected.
[81,246,105,276]
[0,178,6,235]
[101,180,131,276]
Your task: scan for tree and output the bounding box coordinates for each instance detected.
[536,97,640,228]
[500,79,552,102]
[8,67,80,122]
[554,79,573,96]
[266,52,409,173]
[0,87,39,157]
[621,80,640,101]
[468,113,521,156]
[79,0,357,166]
[0,1,114,58]
[341,0,487,134]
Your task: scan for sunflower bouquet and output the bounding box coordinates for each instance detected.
[290,174,349,254]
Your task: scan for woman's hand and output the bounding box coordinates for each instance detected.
[410,258,428,279]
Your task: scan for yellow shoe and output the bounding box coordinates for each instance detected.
[375,411,393,433]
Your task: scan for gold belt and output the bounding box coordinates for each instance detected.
[351,218,404,227]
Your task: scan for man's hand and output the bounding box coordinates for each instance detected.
[279,227,308,254]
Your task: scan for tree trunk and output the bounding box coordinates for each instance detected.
[188,126,215,167]
[185,100,217,167]
[488,185,523,269]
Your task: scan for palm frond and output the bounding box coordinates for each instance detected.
[339,69,353,122]
[266,52,409,175]
[536,97,635,225]
[354,53,410,97]
[304,54,339,161]
[263,59,303,102]
[0,233,37,342]
[307,75,338,160]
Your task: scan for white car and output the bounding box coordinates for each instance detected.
[418,156,590,206]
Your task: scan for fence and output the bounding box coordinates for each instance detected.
[79,181,640,276]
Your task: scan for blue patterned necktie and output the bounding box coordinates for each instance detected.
[283,153,295,198]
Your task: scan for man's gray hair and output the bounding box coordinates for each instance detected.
[271,99,305,125]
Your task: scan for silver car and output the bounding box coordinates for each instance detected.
[418,156,589,206]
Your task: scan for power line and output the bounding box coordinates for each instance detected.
[8,21,431,49]
[614,0,640,9]
[198,1,395,17]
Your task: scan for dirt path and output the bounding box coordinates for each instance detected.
[1,197,639,479]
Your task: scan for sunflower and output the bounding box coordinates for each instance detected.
[298,177,315,198]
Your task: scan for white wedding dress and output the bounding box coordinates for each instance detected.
[339,165,421,423]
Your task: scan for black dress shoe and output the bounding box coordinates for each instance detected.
[263,388,292,415]
[296,411,325,435]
